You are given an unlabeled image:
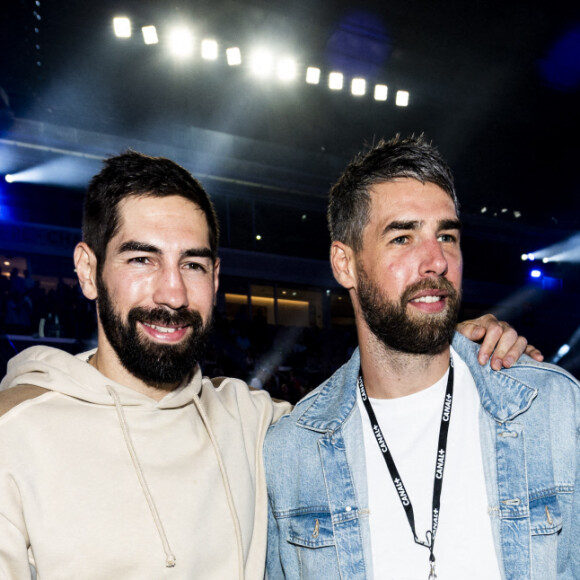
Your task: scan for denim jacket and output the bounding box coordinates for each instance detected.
[264,333,580,579]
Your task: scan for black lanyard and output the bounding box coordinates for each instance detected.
[358,358,454,580]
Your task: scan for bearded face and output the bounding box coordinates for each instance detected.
[96,273,212,389]
[356,263,461,355]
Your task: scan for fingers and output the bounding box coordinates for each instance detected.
[456,314,542,369]
[524,344,544,362]
[489,331,526,370]
[455,320,487,342]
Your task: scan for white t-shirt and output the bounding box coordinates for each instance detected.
[357,348,502,580]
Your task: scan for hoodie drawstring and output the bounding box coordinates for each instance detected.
[106,385,177,568]
[191,391,245,579]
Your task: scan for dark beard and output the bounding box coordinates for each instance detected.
[96,275,212,389]
[357,267,460,355]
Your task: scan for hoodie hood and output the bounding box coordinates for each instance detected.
[0,345,203,409]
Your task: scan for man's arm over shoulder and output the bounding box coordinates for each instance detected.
[0,385,50,420]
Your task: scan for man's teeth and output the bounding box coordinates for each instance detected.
[143,322,179,333]
[412,295,443,303]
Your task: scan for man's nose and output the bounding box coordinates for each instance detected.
[152,265,189,310]
[419,239,449,277]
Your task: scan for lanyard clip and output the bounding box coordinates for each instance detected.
[428,560,437,580]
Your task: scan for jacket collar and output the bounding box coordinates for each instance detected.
[295,333,539,432]
[451,332,538,422]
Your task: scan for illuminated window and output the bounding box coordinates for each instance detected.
[351,78,366,96]
[328,72,343,90]
[201,39,218,60]
[250,50,273,76]
[226,47,242,66]
[141,26,158,45]
[113,17,131,38]
[374,84,388,101]
[278,58,297,81]
[306,67,321,84]
[396,90,410,106]
[168,28,194,57]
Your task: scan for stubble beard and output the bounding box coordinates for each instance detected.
[356,265,461,355]
[96,274,213,390]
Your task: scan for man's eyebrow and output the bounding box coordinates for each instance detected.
[439,218,462,231]
[380,218,462,238]
[381,220,420,236]
[118,241,160,254]
[182,248,214,260]
[117,242,213,260]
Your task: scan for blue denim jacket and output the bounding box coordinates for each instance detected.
[264,333,580,579]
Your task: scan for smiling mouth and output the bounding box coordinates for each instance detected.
[142,322,188,334]
[410,295,445,304]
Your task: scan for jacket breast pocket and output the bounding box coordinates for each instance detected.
[530,493,562,536]
[286,512,340,578]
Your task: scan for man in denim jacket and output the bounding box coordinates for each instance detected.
[264,136,580,580]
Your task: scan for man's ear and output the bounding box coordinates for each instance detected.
[213,258,220,297]
[74,242,99,300]
[330,241,357,290]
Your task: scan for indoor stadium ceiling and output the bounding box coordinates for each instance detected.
[1,0,579,226]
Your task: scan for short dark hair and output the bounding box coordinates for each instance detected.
[327,134,458,252]
[83,150,219,267]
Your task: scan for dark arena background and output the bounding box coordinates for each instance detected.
[1,0,579,393]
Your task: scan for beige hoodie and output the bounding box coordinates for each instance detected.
[0,346,291,580]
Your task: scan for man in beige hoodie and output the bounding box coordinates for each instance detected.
[0,151,539,579]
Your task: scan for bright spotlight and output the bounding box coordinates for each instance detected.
[201,39,218,60]
[169,28,194,57]
[328,72,343,90]
[558,344,571,358]
[528,253,535,261]
[141,26,158,45]
[5,174,14,183]
[396,90,410,106]
[278,58,297,81]
[226,47,242,66]
[530,269,542,279]
[113,17,131,38]
[351,78,366,96]
[306,67,320,84]
[250,50,273,76]
[374,84,388,101]
[542,257,549,263]
[521,254,528,261]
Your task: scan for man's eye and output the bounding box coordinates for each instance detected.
[391,235,409,245]
[185,262,206,272]
[438,233,457,243]
[128,256,150,264]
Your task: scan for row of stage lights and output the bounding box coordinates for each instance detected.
[112,17,410,105]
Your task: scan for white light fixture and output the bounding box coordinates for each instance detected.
[521,254,528,261]
[328,72,343,90]
[141,25,158,45]
[5,174,14,183]
[351,78,366,96]
[374,84,388,101]
[278,58,297,81]
[250,49,273,76]
[256,234,262,240]
[168,28,194,57]
[201,39,218,60]
[113,17,131,38]
[226,47,242,66]
[306,67,320,84]
[395,90,409,106]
